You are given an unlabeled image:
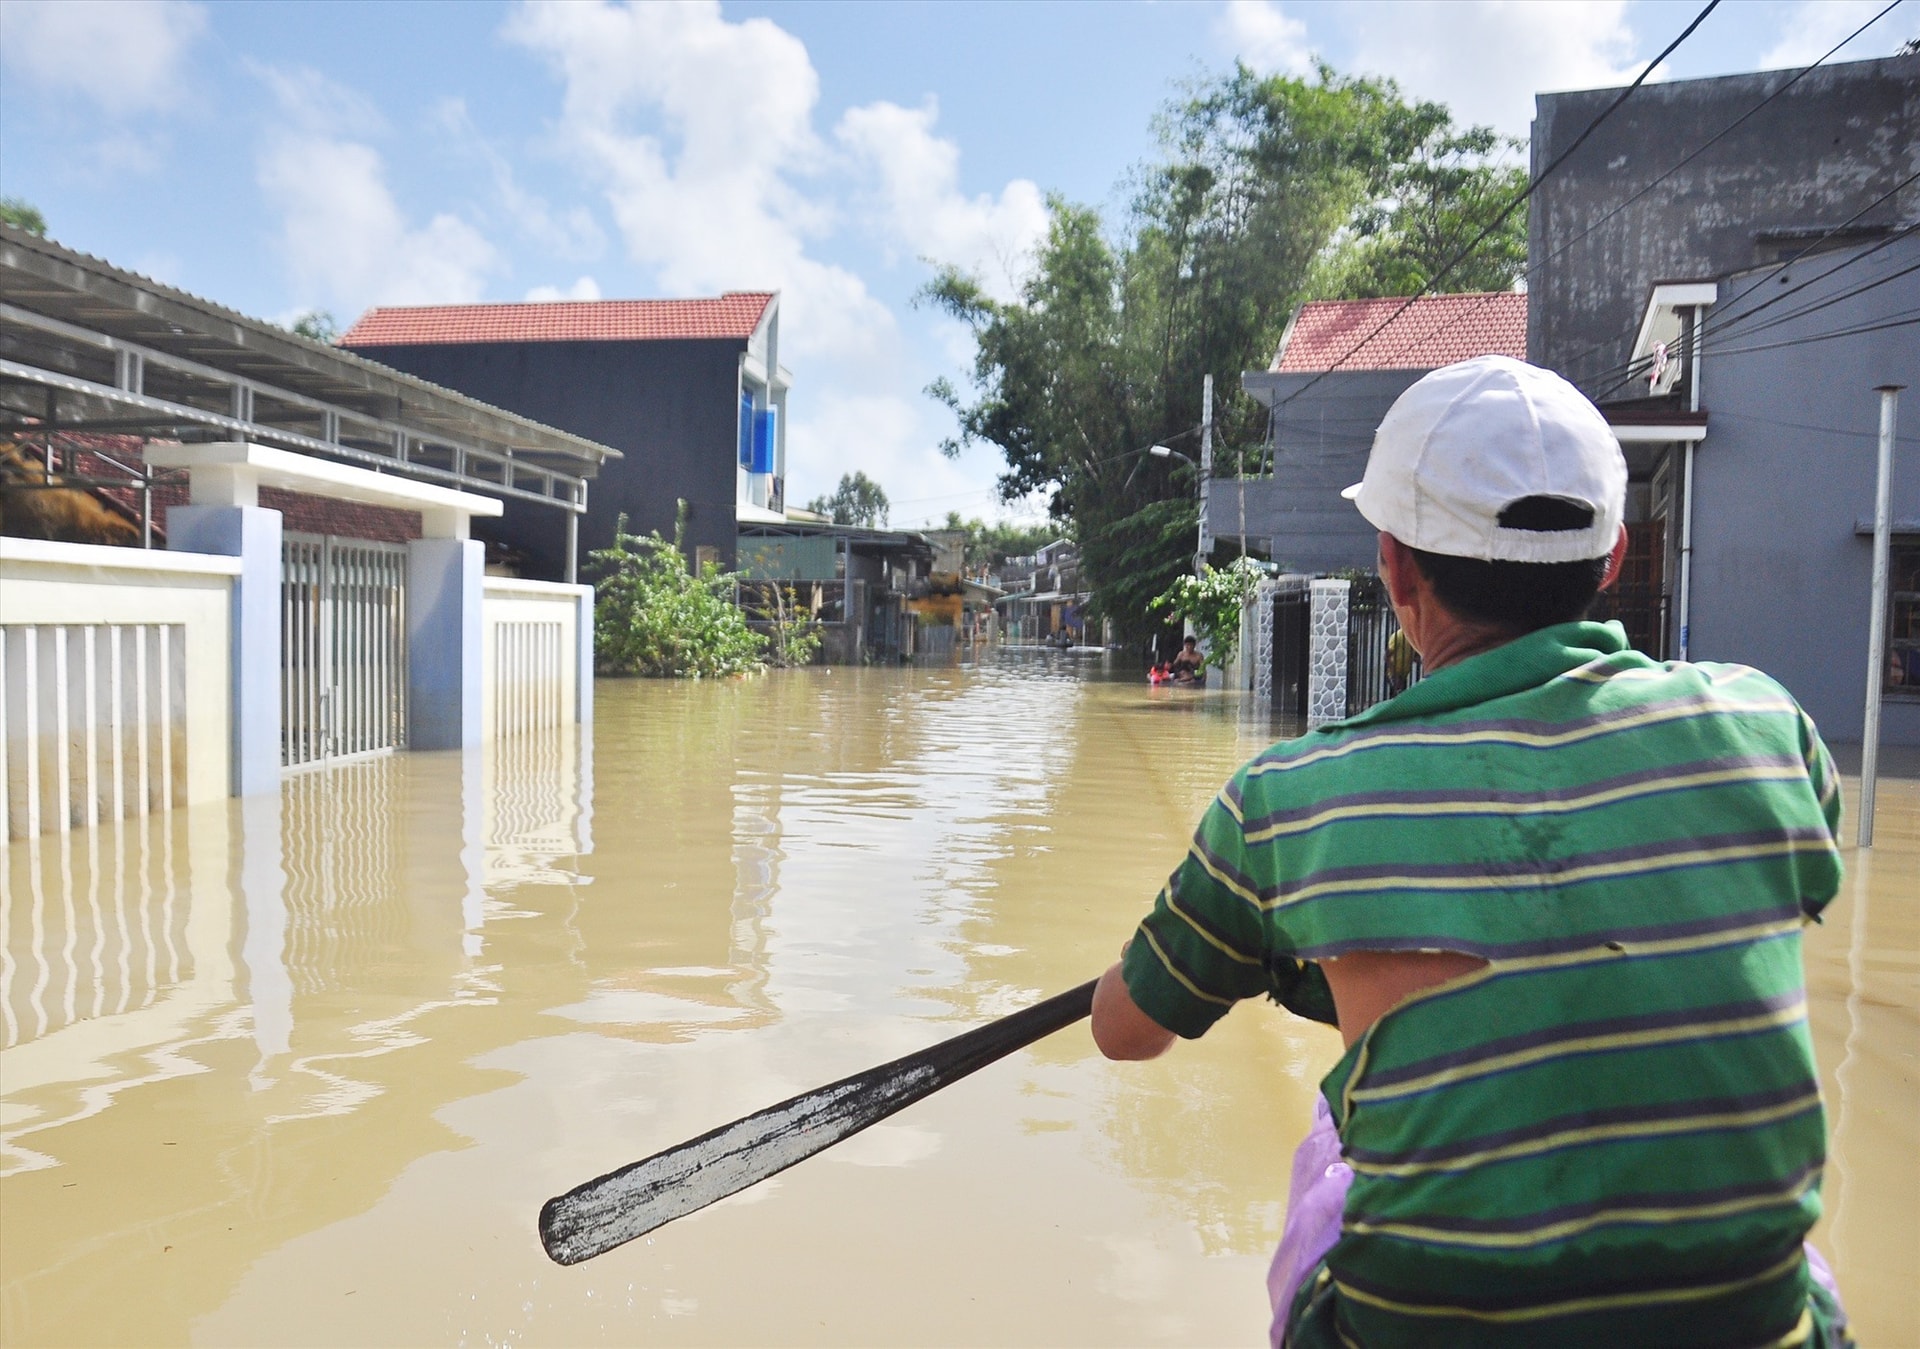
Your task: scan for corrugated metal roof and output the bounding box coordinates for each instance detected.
[1273,293,1528,372]
[341,294,776,347]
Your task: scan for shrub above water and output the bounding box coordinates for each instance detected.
[588,515,767,678]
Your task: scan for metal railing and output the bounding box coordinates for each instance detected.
[282,533,407,767]
[491,620,566,738]
[1347,575,1422,717]
[2,623,186,838]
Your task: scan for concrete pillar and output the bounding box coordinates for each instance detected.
[168,504,282,796]
[407,537,484,750]
[575,584,595,725]
[1307,578,1352,729]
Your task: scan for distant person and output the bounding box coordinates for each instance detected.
[1091,356,1850,1347]
[1167,636,1204,683]
[1384,627,1415,696]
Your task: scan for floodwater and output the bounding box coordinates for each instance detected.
[1,654,1914,1347]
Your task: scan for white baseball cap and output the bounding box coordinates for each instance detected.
[1342,355,1626,563]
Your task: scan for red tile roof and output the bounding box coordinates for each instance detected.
[339,293,776,347]
[1273,292,1527,372]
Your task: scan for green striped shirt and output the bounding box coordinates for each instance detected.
[1123,622,1845,1347]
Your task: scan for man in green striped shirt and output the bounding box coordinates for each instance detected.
[1091,357,1849,1347]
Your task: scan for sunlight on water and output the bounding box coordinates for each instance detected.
[1,652,1913,1345]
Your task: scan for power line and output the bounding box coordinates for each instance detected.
[1269,0,1723,412]
[1583,220,1919,399]
[1365,0,1908,380]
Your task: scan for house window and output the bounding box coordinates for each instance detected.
[1887,542,1920,698]
[739,389,756,469]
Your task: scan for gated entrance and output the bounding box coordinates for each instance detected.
[281,533,408,767]
[1272,582,1309,719]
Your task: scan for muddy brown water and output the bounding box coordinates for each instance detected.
[2,654,1914,1346]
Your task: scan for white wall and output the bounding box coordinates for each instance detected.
[1,539,239,838]
[481,578,590,740]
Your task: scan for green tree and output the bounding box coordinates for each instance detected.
[1314,124,1528,298]
[807,471,890,527]
[290,310,339,343]
[939,511,1059,570]
[1148,556,1266,667]
[927,64,1521,644]
[588,514,767,678]
[0,196,47,236]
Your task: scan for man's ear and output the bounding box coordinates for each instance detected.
[1379,532,1420,607]
[1599,525,1629,591]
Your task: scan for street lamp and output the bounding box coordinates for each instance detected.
[1147,444,1207,577]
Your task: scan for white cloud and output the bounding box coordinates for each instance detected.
[835,99,1047,302]
[255,66,498,310]
[0,0,205,114]
[503,0,884,361]
[503,0,1014,514]
[1218,0,1314,77]
[1759,0,1920,69]
[249,62,387,138]
[525,276,602,302]
[1345,1,1646,136]
[434,97,606,261]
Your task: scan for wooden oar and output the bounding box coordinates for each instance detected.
[539,979,1098,1265]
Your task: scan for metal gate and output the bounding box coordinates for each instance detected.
[1272,583,1309,718]
[282,533,407,767]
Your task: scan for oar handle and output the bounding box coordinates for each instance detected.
[539,978,1098,1265]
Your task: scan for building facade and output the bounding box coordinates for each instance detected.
[1527,55,1919,745]
[1227,292,1530,575]
[342,294,789,579]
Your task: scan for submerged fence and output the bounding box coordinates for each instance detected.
[1,539,237,840]
[482,577,590,741]
[1246,574,1422,727]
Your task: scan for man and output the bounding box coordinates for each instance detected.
[1091,356,1848,1347]
[1168,635,1206,682]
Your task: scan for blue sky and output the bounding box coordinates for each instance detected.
[2,0,1913,526]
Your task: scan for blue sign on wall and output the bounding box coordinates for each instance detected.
[750,406,777,475]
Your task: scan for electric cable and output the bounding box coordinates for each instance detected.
[1582,220,1919,399]
[1358,0,1908,378]
[1267,0,1724,411]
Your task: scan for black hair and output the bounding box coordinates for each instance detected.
[1409,496,1610,633]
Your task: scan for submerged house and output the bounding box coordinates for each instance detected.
[341,294,789,579]
[1,223,613,836]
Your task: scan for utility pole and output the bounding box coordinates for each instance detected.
[1197,373,1213,577]
[1859,383,1903,847]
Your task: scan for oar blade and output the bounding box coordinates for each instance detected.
[539,980,1097,1266]
[540,1063,936,1265]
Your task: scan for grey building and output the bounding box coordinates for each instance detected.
[1620,235,1919,746]
[1528,54,1919,390]
[1528,55,1920,745]
[1226,292,1529,575]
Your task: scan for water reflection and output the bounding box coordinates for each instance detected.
[0,661,1912,1346]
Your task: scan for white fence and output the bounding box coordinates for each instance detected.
[281,533,408,767]
[482,578,588,741]
[1,540,237,840]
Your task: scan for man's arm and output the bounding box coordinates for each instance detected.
[1091,957,1178,1060]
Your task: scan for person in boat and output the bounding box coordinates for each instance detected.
[1167,636,1205,683]
[1090,356,1850,1348]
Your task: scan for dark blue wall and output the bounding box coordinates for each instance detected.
[345,337,746,579]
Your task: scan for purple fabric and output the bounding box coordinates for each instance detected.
[1260,1104,1844,1347]
[1267,1095,1352,1349]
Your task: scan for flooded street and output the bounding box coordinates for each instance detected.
[2,655,1915,1347]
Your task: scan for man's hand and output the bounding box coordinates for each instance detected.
[1091,957,1177,1060]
